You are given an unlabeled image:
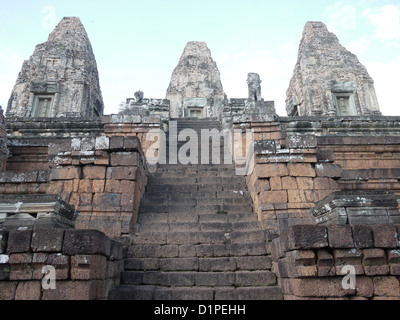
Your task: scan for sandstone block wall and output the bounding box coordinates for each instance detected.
[1,116,151,240]
[271,224,400,300]
[0,229,123,300]
[234,116,400,233]
[47,135,147,239]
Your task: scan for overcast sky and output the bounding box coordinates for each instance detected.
[1,0,399,116]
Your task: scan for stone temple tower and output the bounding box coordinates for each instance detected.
[286,21,381,117]
[0,106,8,170]
[7,17,104,118]
[166,41,225,119]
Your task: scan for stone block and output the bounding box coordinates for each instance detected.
[281,176,297,190]
[7,230,32,254]
[15,281,41,300]
[63,229,111,257]
[280,225,328,252]
[327,225,354,248]
[124,136,141,151]
[288,163,315,177]
[110,152,139,166]
[235,256,272,270]
[286,134,317,149]
[199,257,236,272]
[388,249,400,275]
[82,166,106,180]
[9,253,34,280]
[235,271,276,286]
[47,253,70,280]
[362,248,389,275]
[50,167,81,180]
[106,167,138,180]
[109,136,124,150]
[316,149,335,163]
[286,278,355,297]
[269,177,282,190]
[259,190,287,205]
[373,276,400,297]
[236,286,283,300]
[105,179,121,193]
[285,250,317,277]
[372,225,399,248]
[352,225,373,248]
[313,177,338,190]
[355,276,373,298]
[92,193,121,210]
[333,249,363,275]
[31,229,65,252]
[317,249,335,276]
[315,163,342,178]
[296,177,313,190]
[71,255,107,280]
[0,281,16,300]
[78,180,92,193]
[95,136,109,150]
[42,280,100,300]
[256,163,288,178]
[92,179,105,193]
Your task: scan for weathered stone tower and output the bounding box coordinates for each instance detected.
[166,41,225,119]
[0,106,8,170]
[7,17,104,118]
[286,21,380,117]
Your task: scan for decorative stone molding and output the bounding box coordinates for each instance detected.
[0,194,79,231]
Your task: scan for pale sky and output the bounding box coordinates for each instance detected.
[1,0,399,116]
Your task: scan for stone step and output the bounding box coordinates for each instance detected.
[142,191,252,201]
[145,183,248,193]
[125,255,272,272]
[139,204,253,214]
[146,177,247,187]
[130,230,267,245]
[151,170,239,178]
[120,270,276,287]
[109,285,283,300]
[140,196,252,207]
[134,221,262,233]
[156,164,236,171]
[137,212,258,224]
[126,241,268,259]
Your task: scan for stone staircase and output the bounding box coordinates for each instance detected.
[109,119,282,300]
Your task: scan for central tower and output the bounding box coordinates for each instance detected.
[165,41,225,119]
